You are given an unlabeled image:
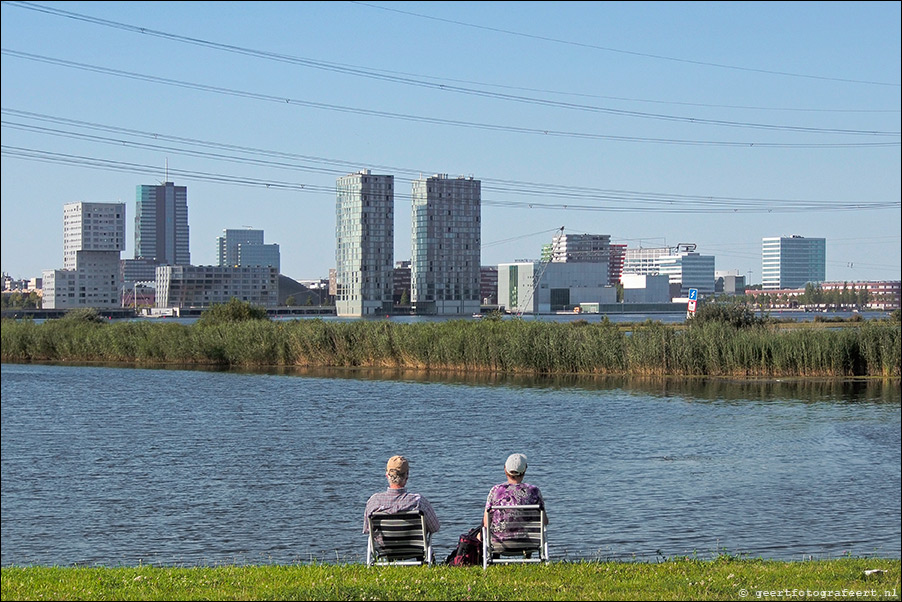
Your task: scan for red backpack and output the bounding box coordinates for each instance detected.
[444,527,483,566]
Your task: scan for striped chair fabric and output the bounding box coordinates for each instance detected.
[366,511,433,566]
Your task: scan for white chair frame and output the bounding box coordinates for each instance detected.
[366,511,434,567]
[481,503,549,569]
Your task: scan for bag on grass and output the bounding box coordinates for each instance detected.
[445,526,483,566]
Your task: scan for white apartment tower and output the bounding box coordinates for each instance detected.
[43,201,125,309]
[410,174,481,315]
[335,170,394,317]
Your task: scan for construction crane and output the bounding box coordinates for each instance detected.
[516,226,564,317]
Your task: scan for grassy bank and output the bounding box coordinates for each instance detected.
[2,310,899,378]
[2,558,899,601]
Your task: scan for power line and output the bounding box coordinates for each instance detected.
[4,109,899,214]
[3,49,899,147]
[5,143,898,215]
[0,146,319,192]
[8,0,898,116]
[351,1,902,88]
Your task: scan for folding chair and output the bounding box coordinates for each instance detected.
[481,504,549,569]
[366,511,434,566]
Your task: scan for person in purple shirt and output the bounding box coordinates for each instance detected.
[363,455,440,535]
[483,453,548,549]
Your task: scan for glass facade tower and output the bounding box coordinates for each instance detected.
[335,170,394,317]
[134,182,190,266]
[761,236,826,290]
[410,174,481,315]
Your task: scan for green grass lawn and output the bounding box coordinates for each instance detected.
[2,558,899,601]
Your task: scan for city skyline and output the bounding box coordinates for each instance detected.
[2,2,899,284]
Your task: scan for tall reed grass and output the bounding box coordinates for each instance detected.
[2,316,899,378]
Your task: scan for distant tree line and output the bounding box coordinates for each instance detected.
[733,283,890,310]
[1,291,42,310]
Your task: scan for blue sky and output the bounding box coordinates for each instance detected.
[2,1,899,284]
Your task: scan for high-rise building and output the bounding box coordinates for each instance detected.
[761,235,826,290]
[335,170,394,317]
[410,174,481,315]
[43,201,125,309]
[609,244,627,285]
[550,232,612,265]
[134,181,190,266]
[218,228,263,266]
[217,228,280,271]
[658,251,716,297]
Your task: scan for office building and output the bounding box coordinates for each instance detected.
[658,251,715,298]
[761,235,826,290]
[480,266,498,306]
[134,181,190,266]
[410,174,481,315]
[155,265,279,308]
[609,243,627,284]
[393,261,411,306]
[217,228,280,271]
[623,246,673,276]
[498,261,615,314]
[43,201,125,309]
[621,274,671,303]
[715,270,747,295]
[551,232,612,265]
[335,170,394,317]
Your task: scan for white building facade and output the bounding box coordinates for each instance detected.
[621,274,672,303]
[623,247,673,276]
[498,261,615,314]
[43,201,125,309]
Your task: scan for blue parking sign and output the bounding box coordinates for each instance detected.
[688,288,698,301]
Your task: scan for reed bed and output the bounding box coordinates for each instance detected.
[2,316,899,378]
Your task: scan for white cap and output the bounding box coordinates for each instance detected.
[505,453,528,476]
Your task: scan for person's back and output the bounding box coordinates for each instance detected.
[364,455,440,537]
[484,453,547,549]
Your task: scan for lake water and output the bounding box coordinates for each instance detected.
[1,363,899,567]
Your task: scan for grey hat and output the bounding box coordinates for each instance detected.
[505,453,528,476]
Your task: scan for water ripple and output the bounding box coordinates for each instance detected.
[2,363,899,566]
